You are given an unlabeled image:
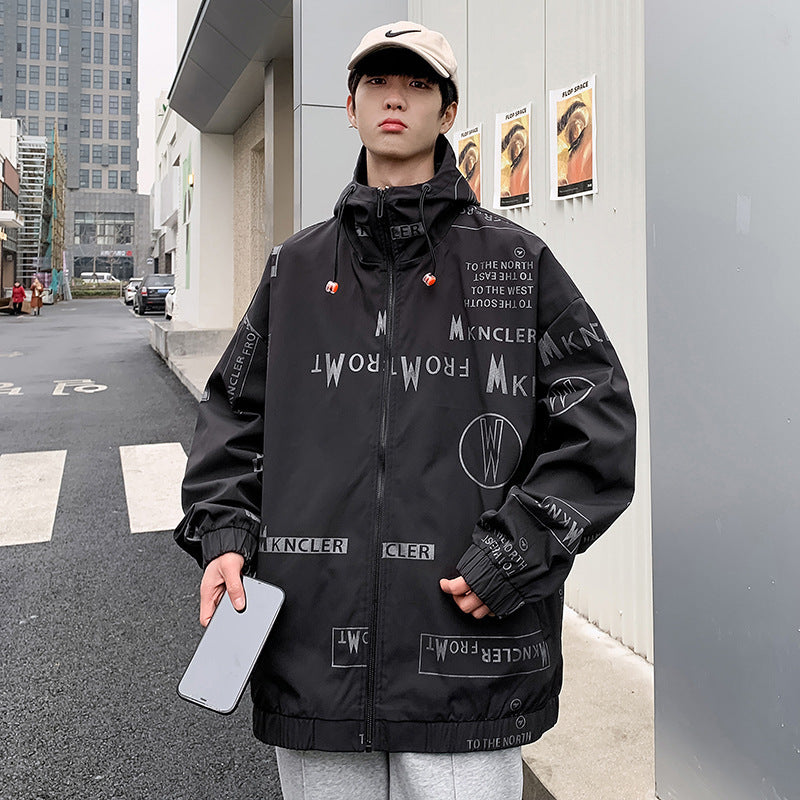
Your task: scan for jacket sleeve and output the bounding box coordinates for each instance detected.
[456,248,636,616]
[173,261,272,569]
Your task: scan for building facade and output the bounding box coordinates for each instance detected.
[0,0,149,280]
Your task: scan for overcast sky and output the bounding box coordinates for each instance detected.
[137,0,178,194]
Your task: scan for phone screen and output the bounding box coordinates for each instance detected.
[177,575,284,715]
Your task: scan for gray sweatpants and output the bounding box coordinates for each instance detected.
[275,746,523,800]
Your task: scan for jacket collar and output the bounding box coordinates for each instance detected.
[333,135,476,268]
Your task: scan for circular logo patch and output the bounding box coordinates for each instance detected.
[459,413,523,490]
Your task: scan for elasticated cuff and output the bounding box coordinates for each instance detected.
[199,526,259,568]
[456,543,526,618]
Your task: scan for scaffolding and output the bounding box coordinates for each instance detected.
[17,135,48,284]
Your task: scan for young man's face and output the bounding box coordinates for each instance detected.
[346,69,456,168]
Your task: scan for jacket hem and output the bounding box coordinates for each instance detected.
[252,698,558,753]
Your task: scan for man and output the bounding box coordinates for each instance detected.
[175,21,635,800]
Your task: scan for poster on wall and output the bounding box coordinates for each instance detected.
[494,103,532,209]
[550,75,597,200]
[454,124,482,204]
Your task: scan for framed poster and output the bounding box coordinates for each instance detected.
[494,103,531,209]
[454,124,482,204]
[550,75,597,200]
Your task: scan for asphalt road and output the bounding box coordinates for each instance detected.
[0,299,282,799]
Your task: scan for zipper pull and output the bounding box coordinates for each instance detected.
[377,188,385,219]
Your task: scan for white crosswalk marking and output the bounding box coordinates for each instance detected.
[0,450,67,546]
[119,443,187,533]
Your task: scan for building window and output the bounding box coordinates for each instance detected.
[30,65,40,85]
[81,0,90,24]
[74,211,134,243]
[92,144,103,163]
[108,120,118,139]
[120,120,130,139]
[109,32,118,64]
[58,92,68,111]
[121,2,130,27]
[107,144,117,163]
[28,91,39,110]
[58,118,67,135]
[46,28,56,60]
[107,169,118,189]
[80,93,89,111]
[109,0,118,26]
[46,66,56,85]
[80,143,89,162]
[45,91,56,111]
[16,65,27,81]
[109,70,119,90]
[108,95,118,115]
[28,117,40,135]
[95,0,104,26]
[120,170,130,189]
[47,0,56,22]
[121,95,131,116]
[120,145,130,165]
[59,28,69,60]
[17,0,27,19]
[80,68,90,87]
[80,118,90,137]
[92,119,103,139]
[121,34,131,65]
[93,94,102,114]
[45,117,55,136]
[93,69,103,89]
[30,26,40,58]
[122,71,131,89]
[17,26,27,57]
[31,0,41,21]
[92,169,102,189]
[93,32,103,64]
[79,169,89,188]
[16,91,26,111]
[81,31,90,62]
[60,0,69,20]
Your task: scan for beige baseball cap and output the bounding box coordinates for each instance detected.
[347,21,458,90]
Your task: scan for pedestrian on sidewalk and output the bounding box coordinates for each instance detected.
[175,20,636,800]
[30,278,44,316]
[11,280,25,315]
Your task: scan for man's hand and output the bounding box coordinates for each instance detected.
[199,552,246,627]
[439,576,494,619]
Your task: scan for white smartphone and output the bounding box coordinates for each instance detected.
[177,575,285,715]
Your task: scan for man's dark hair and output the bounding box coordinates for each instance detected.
[348,48,458,117]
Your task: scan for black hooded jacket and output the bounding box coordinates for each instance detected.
[175,136,636,754]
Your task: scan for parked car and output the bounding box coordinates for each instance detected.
[80,271,121,283]
[124,277,142,305]
[134,273,174,315]
[164,286,177,320]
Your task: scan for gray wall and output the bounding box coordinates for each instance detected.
[646,3,800,798]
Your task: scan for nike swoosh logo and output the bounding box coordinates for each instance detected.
[385,29,421,38]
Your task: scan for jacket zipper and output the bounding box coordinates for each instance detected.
[365,188,393,751]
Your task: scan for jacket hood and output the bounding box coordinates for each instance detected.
[332,135,477,269]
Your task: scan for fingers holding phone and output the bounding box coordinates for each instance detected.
[200,552,246,626]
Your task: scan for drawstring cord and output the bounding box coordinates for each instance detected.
[419,183,436,287]
[326,183,437,293]
[326,184,356,294]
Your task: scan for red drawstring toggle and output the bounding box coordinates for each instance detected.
[325,281,339,294]
[422,273,436,287]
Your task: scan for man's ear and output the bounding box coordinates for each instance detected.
[346,95,358,129]
[439,102,457,135]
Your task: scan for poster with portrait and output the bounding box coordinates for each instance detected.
[454,124,482,204]
[550,75,597,200]
[494,104,532,209]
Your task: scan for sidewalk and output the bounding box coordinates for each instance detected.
[522,608,655,800]
[151,324,656,800]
